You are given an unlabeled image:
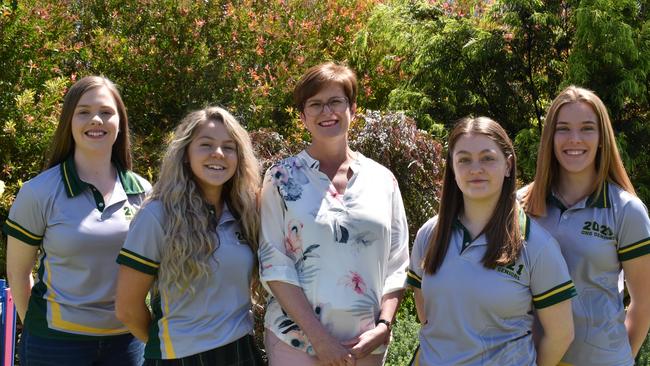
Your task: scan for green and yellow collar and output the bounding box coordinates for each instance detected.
[60,156,145,197]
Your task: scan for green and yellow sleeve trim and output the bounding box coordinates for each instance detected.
[532,280,576,309]
[406,269,422,289]
[116,248,159,275]
[3,218,43,246]
[618,237,650,261]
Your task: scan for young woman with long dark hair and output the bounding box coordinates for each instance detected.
[408,117,576,365]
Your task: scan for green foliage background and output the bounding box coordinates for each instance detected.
[2,0,650,364]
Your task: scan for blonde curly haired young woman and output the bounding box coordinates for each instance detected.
[115,106,263,365]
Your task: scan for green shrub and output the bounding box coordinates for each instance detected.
[349,111,444,243]
[0,77,68,279]
[513,125,540,184]
[386,289,420,366]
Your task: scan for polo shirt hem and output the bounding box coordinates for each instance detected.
[144,329,252,360]
[3,218,42,246]
[24,322,131,340]
[25,293,130,340]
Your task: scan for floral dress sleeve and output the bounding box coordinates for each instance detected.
[258,164,301,289]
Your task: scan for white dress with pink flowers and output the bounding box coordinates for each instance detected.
[259,150,409,356]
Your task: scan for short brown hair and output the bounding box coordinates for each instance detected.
[293,62,358,111]
[47,76,132,170]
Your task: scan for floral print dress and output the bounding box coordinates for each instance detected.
[259,150,409,356]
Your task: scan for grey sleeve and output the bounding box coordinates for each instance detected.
[3,182,46,246]
[116,203,164,275]
[617,197,650,261]
[530,234,576,309]
[407,217,436,289]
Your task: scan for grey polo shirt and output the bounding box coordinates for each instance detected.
[3,156,150,339]
[116,200,254,360]
[407,213,576,366]
[528,182,650,366]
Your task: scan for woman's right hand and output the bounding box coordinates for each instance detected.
[312,333,355,366]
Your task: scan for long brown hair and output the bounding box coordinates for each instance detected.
[521,85,635,217]
[46,76,132,170]
[423,117,521,275]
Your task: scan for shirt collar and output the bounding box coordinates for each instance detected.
[452,208,529,252]
[298,149,363,174]
[298,150,320,170]
[60,155,146,197]
[585,181,610,208]
[207,202,236,227]
[452,218,487,250]
[547,181,610,210]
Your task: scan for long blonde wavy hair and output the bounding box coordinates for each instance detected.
[149,106,262,301]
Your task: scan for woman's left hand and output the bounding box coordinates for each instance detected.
[341,323,390,360]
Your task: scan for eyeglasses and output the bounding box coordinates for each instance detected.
[303,97,349,117]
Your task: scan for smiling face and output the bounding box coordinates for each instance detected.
[301,82,356,144]
[452,133,512,204]
[187,120,238,201]
[553,101,600,180]
[71,86,120,157]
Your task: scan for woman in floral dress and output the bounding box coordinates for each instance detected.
[259,62,410,366]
